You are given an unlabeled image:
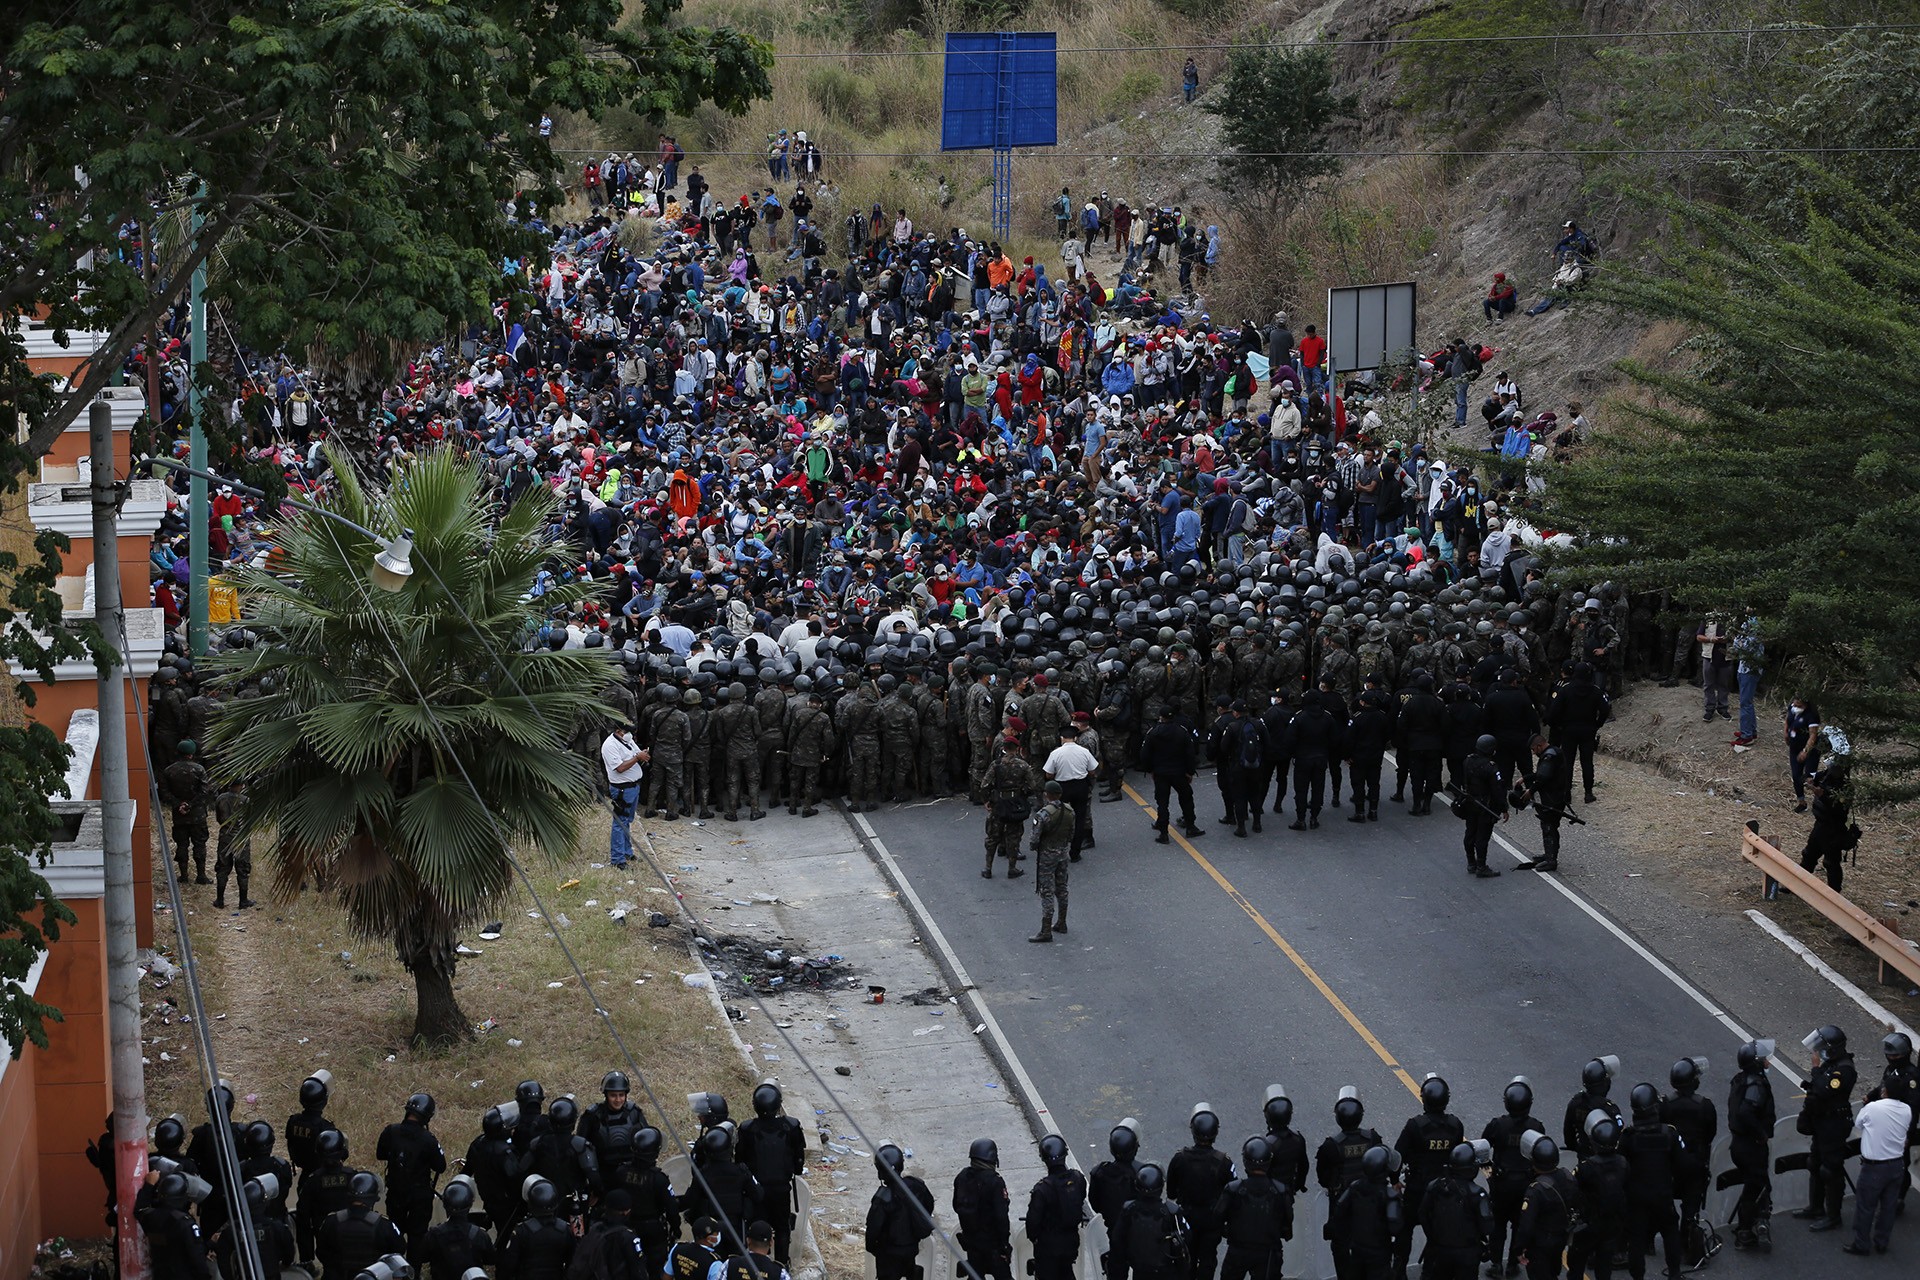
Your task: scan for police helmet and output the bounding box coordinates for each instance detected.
[348,1171,381,1204]
[1242,1137,1273,1172]
[157,1171,192,1206]
[753,1083,783,1117]
[1581,1057,1616,1093]
[1589,1118,1621,1152]
[602,1070,631,1096]
[441,1178,475,1216]
[1628,1082,1660,1120]
[1502,1078,1533,1117]
[316,1128,348,1161]
[526,1178,560,1215]
[300,1073,331,1111]
[1109,1120,1140,1163]
[1669,1057,1702,1093]
[1263,1087,1294,1132]
[516,1080,546,1111]
[481,1107,509,1139]
[875,1143,905,1175]
[1039,1133,1069,1169]
[549,1097,579,1133]
[244,1119,275,1157]
[1447,1142,1478,1175]
[1135,1164,1166,1198]
[1886,1032,1914,1062]
[969,1137,1000,1167]
[1529,1135,1560,1170]
[404,1092,436,1123]
[1360,1146,1391,1179]
[1189,1104,1220,1144]
[1804,1024,1847,1056]
[634,1127,663,1163]
[1420,1075,1450,1114]
[1735,1040,1774,1072]
[698,1127,733,1160]
[1333,1089,1365,1130]
[1474,733,1498,755]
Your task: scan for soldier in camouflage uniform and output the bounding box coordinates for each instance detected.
[908,671,950,797]
[683,687,715,819]
[876,675,921,802]
[837,677,883,811]
[964,668,1000,800]
[1318,631,1359,702]
[1093,661,1132,801]
[753,676,790,811]
[1129,647,1168,762]
[212,779,254,909]
[1062,642,1100,716]
[1357,622,1396,693]
[981,736,1035,879]
[161,739,215,884]
[1166,644,1201,723]
[715,684,765,822]
[1025,674,1071,760]
[149,666,189,777]
[646,688,692,820]
[1028,781,1075,943]
[1569,600,1619,692]
[784,691,834,816]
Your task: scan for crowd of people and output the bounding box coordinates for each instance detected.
[121,1028,1916,1280]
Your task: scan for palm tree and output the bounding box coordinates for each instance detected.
[206,447,610,1046]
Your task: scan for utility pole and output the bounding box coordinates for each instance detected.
[187,194,209,656]
[91,398,151,1280]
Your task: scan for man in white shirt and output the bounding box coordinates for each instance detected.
[601,727,648,868]
[1847,1085,1914,1255]
[1042,723,1100,862]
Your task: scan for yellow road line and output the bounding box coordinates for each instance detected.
[1122,783,1421,1097]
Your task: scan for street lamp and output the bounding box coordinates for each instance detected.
[147,458,415,592]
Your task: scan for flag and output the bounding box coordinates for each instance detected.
[506,323,533,369]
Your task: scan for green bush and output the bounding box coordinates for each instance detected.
[807,65,882,132]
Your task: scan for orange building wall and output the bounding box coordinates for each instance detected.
[33,898,114,1241]
[0,1038,45,1280]
[28,681,154,948]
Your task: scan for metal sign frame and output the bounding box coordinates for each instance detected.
[1326,281,1418,374]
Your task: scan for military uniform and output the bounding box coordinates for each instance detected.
[753,683,789,809]
[683,691,715,818]
[1029,796,1075,941]
[877,688,921,801]
[837,684,883,809]
[715,693,764,820]
[646,699,691,818]
[965,677,1000,798]
[161,754,214,883]
[784,698,834,814]
[982,750,1035,877]
[212,786,253,908]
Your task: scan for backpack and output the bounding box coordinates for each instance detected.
[1237,723,1264,772]
[988,761,1031,823]
[672,142,686,162]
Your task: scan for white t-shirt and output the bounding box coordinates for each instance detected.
[1043,740,1098,782]
[1856,1097,1913,1161]
[601,733,644,785]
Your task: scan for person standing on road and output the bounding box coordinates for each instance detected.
[1029,780,1074,943]
[1844,1080,1914,1256]
[1543,661,1607,805]
[1658,1057,1717,1247]
[1619,1082,1685,1280]
[983,735,1036,879]
[1415,1143,1493,1280]
[1725,1040,1777,1251]
[1483,1078,1545,1277]
[1795,1025,1857,1233]
[601,725,647,868]
[1043,723,1100,861]
[953,1138,1014,1280]
[1026,1134,1089,1280]
[867,1145,935,1280]
[1140,704,1204,844]
[1169,1106,1234,1280]
[1112,1164,1185,1280]
[1090,1120,1144,1254]
[1393,1075,1465,1280]
[1215,1136,1292,1280]
[1878,1032,1919,1214]
[1459,734,1505,878]
[1513,1136,1579,1280]
[1513,733,1573,873]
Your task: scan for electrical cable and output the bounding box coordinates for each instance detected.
[548,143,1920,160]
[713,22,1920,58]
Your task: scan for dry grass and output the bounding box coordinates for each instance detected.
[143,806,758,1187]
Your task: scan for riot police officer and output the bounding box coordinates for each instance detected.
[501,1178,574,1280]
[1459,735,1505,877]
[315,1171,404,1280]
[1513,1135,1579,1280]
[1793,1024,1856,1231]
[139,1172,212,1280]
[1658,1058,1717,1246]
[1481,1077,1543,1278]
[1316,1088,1385,1194]
[463,1107,517,1240]
[1725,1039,1777,1250]
[1619,1083,1684,1278]
[735,1082,806,1266]
[1170,1105,1235,1280]
[1393,1074,1465,1280]
[522,1096,601,1222]
[1560,1057,1621,1159]
[1327,1146,1400,1280]
[952,1137,1013,1280]
[611,1128,679,1279]
[579,1071,647,1183]
[419,1178,494,1280]
[1026,1134,1089,1280]
[1111,1165,1186,1280]
[375,1092,446,1253]
[1217,1136,1294,1280]
[1089,1120,1143,1257]
[1880,1031,1919,1213]
[867,1144,936,1280]
[286,1071,339,1176]
[688,1125,760,1244]
[238,1121,294,1225]
[217,1178,296,1280]
[297,1129,363,1268]
[1260,1086,1311,1202]
[1416,1144,1491,1280]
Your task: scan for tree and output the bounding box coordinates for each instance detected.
[205,450,611,1045]
[2,0,772,468]
[1203,42,1356,217]
[1540,183,1920,799]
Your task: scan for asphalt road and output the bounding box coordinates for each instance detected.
[859,767,1905,1279]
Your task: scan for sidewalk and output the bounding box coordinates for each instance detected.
[657,804,1066,1278]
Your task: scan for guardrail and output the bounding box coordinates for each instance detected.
[1742,821,1920,988]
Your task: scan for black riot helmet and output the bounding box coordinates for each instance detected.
[1628,1083,1661,1120]
[210,1083,236,1116]
[1806,1024,1847,1056]
[481,1107,509,1139]
[516,1080,546,1112]
[602,1071,631,1097]
[875,1143,905,1176]
[1886,1032,1914,1062]
[1669,1058,1703,1094]
[752,1083,783,1118]
[243,1178,268,1215]
[156,1171,192,1207]
[441,1179,475,1216]
[347,1171,381,1204]
[634,1127,663,1164]
[1447,1143,1477,1175]
[1360,1145,1391,1180]
[968,1137,1000,1167]
[1135,1163,1166,1198]
[1039,1133,1069,1170]
[526,1178,560,1215]
[1420,1075,1450,1114]
[404,1092,436,1123]
[1263,1089,1294,1132]
[1503,1079,1533,1116]
[1333,1093,1365,1130]
[299,1074,331,1111]
[549,1097,579,1134]
[1529,1135,1560,1171]
[1736,1040,1774,1072]
[243,1120,275,1157]
[315,1129,348,1162]
[1474,733,1497,755]
[1589,1118,1622,1152]
[1241,1137,1273,1173]
[698,1127,733,1161]
[1580,1058,1615,1094]
[1109,1121,1140,1163]
[1189,1105,1219,1144]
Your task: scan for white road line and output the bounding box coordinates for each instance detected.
[849,810,1071,1145]
[1745,910,1917,1040]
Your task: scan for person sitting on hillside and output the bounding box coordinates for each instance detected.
[1553,219,1598,264]
[1483,271,1517,321]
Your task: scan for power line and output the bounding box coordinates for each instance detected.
[549,144,1920,160]
[725,21,1920,58]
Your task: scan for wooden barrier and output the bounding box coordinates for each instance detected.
[1742,822,1920,987]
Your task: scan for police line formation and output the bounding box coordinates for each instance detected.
[125,1026,1916,1280]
